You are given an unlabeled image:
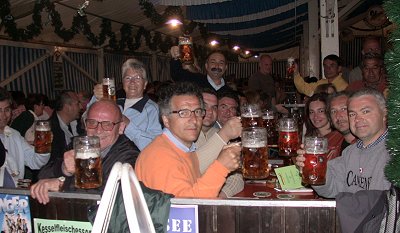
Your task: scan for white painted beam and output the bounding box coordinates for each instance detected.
[320,0,339,79]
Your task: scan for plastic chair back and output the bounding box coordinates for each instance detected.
[92,162,123,233]
[121,163,156,233]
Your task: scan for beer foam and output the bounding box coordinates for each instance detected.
[305,149,327,154]
[35,126,50,131]
[280,129,297,132]
[262,115,274,120]
[241,113,260,118]
[242,142,267,148]
[76,151,100,159]
[103,78,115,85]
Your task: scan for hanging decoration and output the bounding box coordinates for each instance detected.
[383,0,400,187]
[0,0,174,53]
[138,0,239,62]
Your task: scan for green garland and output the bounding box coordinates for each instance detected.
[0,0,174,53]
[384,0,400,187]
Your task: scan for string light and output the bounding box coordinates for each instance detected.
[165,19,183,27]
[210,40,219,46]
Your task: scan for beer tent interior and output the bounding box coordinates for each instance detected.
[0,0,391,99]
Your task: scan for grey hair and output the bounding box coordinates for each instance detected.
[349,88,386,111]
[121,58,147,81]
[158,82,204,118]
[362,52,384,67]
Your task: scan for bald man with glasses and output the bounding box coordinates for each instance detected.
[32,100,140,204]
[135,82,241,198]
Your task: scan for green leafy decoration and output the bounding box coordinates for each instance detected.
[384,0,400,187]
[0,0,176,53]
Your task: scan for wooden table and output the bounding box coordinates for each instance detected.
[0,182,340,233]
[172,182,340,233]
[235,181,318,200]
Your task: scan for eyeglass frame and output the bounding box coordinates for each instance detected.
[169,108,206,118]
[123,75,145,83]
[85,118,122,131]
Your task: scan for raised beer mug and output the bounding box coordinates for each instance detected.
[179,35,194,65]
[302,136,328,185]
[74,136,102,189]
[102,77,116,101]
[34,120,52,154]
[241,127,269,179]
[278,117,299,157]
[241,103,263,128]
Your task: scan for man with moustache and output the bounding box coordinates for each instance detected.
[195,88,243,197]
[90,58,162,150]
[135,82,241,198]
[170,47,232,93]
[31,100,140,204]
[296,88,390,198]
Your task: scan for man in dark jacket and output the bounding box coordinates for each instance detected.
[47,91,83,163]
[31,99,140,204]
[170,46,234,94]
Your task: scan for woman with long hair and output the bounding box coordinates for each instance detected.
[304,93,344,159]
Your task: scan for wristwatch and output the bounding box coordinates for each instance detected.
[58,176,65,191]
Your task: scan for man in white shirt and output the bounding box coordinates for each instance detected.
[0,88,50,187]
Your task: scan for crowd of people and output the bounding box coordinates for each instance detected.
[0,36,392,221]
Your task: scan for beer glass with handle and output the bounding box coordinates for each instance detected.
[74,136,102,189]
[241,103,263,128]
[241,127,269,179]
[179,35,194,65]
[302,136,328,185]
[102,77,116,101]
[278,117,299,157]
[262,110,278,146]
[34,120,52,154]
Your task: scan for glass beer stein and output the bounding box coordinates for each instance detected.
[34,120,52,154]
[179,35,194,65]
[102,77,116,101]
[241,127,269,179]
[262,110,278,146]
[302,136,328,185]
[241,103,263,128]
[278,118,299,157]
[74,136,102,189]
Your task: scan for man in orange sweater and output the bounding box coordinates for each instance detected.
[135,82,241,198]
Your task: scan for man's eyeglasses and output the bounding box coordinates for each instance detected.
[123,75,144,83]
[85,119,121,131]
[170,108,206,118]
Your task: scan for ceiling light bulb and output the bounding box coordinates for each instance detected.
[210,40,219,46]
[233,45,240,51]
[245,50,250,55]
[166,19,183,27]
